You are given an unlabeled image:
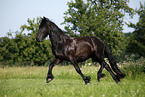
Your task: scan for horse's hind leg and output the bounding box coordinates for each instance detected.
[101,60,120,83]
[46,58,61,83]
[92,58,105,82]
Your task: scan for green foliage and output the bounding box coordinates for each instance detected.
[0,17,53,66]
[0,37,17,62]
[62,0,134,59]
[126,3,145,57]
[120,54,145,79]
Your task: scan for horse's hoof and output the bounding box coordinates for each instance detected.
[86,82,91,85]
[98,78,103,82]
[118,73,126,79]
[98,73,105,82]
[118,81,121,84]
[46,78,53,83]
[84,76,91,85]
[114,75,121,84]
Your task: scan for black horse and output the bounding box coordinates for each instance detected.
[36,17,125,85]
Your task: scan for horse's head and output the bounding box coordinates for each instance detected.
[36,17,50,42]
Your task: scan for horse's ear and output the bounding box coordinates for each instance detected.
[43,16,46,20]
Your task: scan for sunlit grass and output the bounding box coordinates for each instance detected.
[0,65,144,97]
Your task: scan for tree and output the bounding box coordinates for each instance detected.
[127,2,145,57]
[62,0,134,59]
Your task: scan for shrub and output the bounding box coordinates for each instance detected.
[119,55,145,79]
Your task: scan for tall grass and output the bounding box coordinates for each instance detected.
[0,59,145,97]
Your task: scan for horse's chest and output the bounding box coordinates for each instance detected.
[52,45,67,59]
[53,46,64,56]
[52,39,76,60]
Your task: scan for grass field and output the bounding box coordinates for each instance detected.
[0,65,144,97]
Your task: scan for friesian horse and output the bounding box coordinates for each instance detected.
[36,17,125,85]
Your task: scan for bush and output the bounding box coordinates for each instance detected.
[0,35,53,66]
[119,55,145,79]
[0,17,55,66]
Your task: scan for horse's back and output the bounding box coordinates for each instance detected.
[70,36,104,62]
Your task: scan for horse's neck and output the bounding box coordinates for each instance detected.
[48,22,70,47]
[49,30,68,48]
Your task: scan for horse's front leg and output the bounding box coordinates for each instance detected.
[69,57,91,85]
[46,58,61,83]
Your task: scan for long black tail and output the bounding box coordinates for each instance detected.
[104,44,126,79]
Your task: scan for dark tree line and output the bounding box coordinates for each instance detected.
[126,2,145,58]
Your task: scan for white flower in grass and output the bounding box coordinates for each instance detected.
[88,63,91,66]
[114,95,117,97]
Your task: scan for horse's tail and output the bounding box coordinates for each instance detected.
[104,44,126,79]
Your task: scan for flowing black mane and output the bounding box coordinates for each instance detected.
[37,17,70,47]
[36,17,125,85]
[49,18,69,45]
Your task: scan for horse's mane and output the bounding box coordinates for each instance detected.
[47,19,69,37]
[45,18,70,47]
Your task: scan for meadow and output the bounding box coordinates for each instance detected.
[0,61,144,97]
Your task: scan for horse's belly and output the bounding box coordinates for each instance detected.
[75,46,93,62]
[76,55,91,62]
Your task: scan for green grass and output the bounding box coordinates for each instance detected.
[0,65,144,97]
